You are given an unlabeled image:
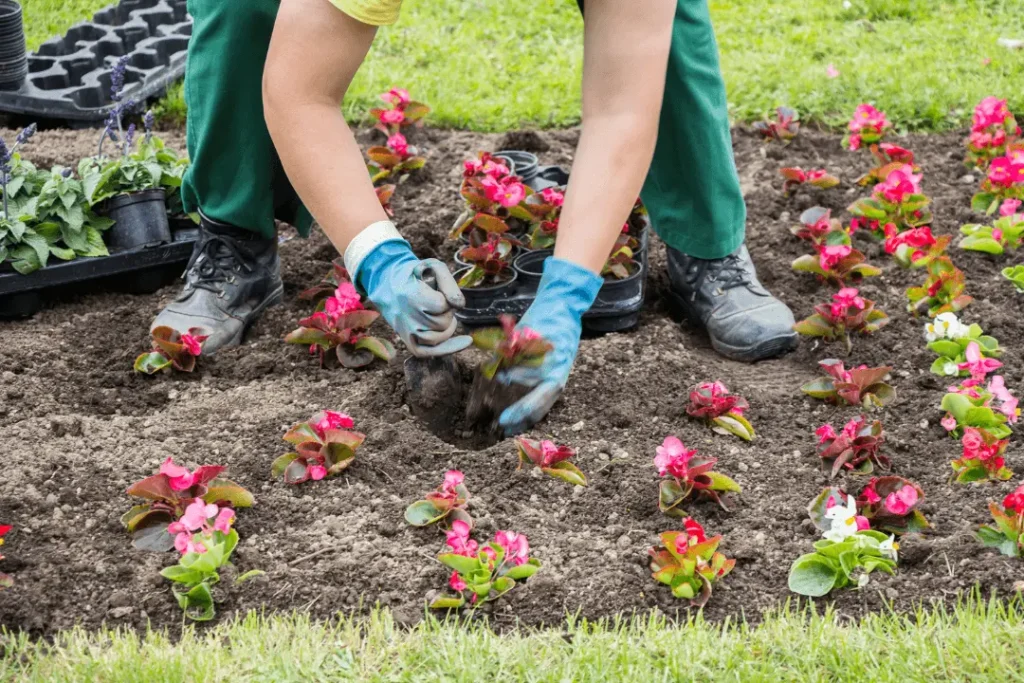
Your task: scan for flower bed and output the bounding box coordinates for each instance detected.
[0,122,1021,635]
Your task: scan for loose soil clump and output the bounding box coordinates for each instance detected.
[0,125,1020,635]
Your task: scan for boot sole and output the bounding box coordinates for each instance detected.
[664,289,799,363]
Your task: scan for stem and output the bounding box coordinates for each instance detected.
[844,333,853,356]
[1,170,8,221]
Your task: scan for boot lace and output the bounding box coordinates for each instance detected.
[689,252,752,300]
[186,234,252,295]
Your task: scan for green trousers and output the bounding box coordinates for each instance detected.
[180,0,745,259]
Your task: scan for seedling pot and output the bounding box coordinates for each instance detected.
[102,189,172,251]
[511,248,553,295]
[0,0,27,91]
[456,268,518,308]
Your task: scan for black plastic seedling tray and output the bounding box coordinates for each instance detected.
[0,221,196,318]
[0,0,190,122]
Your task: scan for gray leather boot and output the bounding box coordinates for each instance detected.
[666,244,798,362]
[151,215,283,354]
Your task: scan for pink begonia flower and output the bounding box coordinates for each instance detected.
[885,226,936,261]
[840,418,860,439]
[442,470,464,493]
[826,64,840,79]
[448,570,466,592]
[538,440,574,467]
[874,165,922,204]
[481,159,511,179]
[1000,198,1022,217]
[885,486,918,515]
[481,176,526,208]
[174,532,206,555]
[308,464,327,481]
[961,427,985,455]
[654,436,696,479]
[973,97,1011,131]
[829,287,865,319]
[818,243,852,271]
[160,458,197,492]
[180,333,203,357]
[540,188,564,207]
[958,341,1003,381]
[807,169,831,182]
[387,133,409,158]
[993,227,1005,242]
[941,414,958,432]
[816,424,837,444]
[463,158,483,177]
[987,156,1024,188]
[180,500,218,532]
[324,282,363,321]
[1002,486,1024,515]
[214,508,235,534]
[446,520,478,557]
[988,376,1019,423]
[380,88,410,107]
[855,516,871,531]
[848,134,862,151]
[312,410,355,439]
[849,104,888,133]
[379,108,405,126]
[683,518,706,544]
[494,530,530,566]
[861,484,881,505]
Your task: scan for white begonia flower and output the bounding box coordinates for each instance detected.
[942,361,959,376]
[823,495,862,543]
[925,312,969,342]
[878,535,899,561]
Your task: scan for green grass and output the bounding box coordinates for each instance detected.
[4,597,1024,681]
[17,0,1024,131]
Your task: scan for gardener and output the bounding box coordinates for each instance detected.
[153,0,797,435]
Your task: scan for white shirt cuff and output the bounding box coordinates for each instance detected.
[343,220,404,282]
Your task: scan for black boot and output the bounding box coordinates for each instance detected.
[666,244,798,362]
[151,214,283,354]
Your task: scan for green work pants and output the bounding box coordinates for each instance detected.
[181,0,745,258]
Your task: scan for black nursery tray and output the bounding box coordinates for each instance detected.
[454,228,651,334]
[0,0,190,122]
[0,222,196,318]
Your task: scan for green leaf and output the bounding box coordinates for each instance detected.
[160,565,205,586]
[134,352,172,374]
[542,461,587,487]
[235,569,266,585]
[131,524,175,552]
[705,471,742,493]
[438,553,481,575]
[711,414,755,441]
[181,583,216,622]
[203,479,255,508]
[959,235,1004,254]
[271,452,299,478]
[470,327,505,351]
[928,340,963,358]
[429,595,467,610]
[788,553,839,597]
[354,336,395,362]
[801,378,837,400]
[404,500,446,527]
[504,559,541,580]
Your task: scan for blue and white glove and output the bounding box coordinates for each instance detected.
[347,221,472,357]
[498,256,603,436]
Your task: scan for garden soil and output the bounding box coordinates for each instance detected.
[1,124,1021,636]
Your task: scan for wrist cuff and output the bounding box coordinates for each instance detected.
[344,220,405,282]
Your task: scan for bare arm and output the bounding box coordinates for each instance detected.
[554,0,676,274]
[263,0,385,253]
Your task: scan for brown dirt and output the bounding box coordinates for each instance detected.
[0,124,1021,636]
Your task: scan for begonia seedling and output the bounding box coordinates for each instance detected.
[791,238,881,287]
[794,287,889,354]
[375,183,396,218]
[602,236,638,280]
[369,87,430,136]
[0,524,11,590]
[972,150,1024,215]
[366,132,426,184]
[1003,264,1024,292]
[790,207,851,244]
[843,103,892,151]
[134,326,208,374]
[686,381,755,441]
[856,142,917,187]
[801,359,895,408]
[655,436,741,517]
[847,164,932,237]
[815,416,889,478]
[515,437,587,486]
[779,167,839,196]
[951,427,1013,483]
[471,315,553,381]
[965,97,1020,170]
[752,106,800,143]
[959,214,1024,254]
[272,410,367,484]
[807,478,930,536]
[522,187,564,249]
[940,379,1015,441]
[648,518,735,606]
[122,458,254,552]
[451,152,533,242]
[978,484,1024,557]
[924,314,1001,378]
[285,282,395,368]
[884,226,950,268]
[430,522,541,610]
[159,500,263,621]
[405,470,473,528]
[788,494,898,597]
[906,257,973,318]
[457,233,516,288]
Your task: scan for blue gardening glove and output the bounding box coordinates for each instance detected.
[498,256,603,436]
[355,239,472,357]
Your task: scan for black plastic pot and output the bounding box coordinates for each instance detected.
[511,249,553,295]
[495,151,537,183]
[0,0,26,92]
[455,268,519,309]
[102,189,172,251]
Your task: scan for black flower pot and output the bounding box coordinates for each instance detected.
[455,268,519,309]
[495,150,538,183]
[511,249,553,295]
[102,189,172,251]
[0,0,27,92]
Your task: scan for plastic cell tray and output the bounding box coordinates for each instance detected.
[0,0,190,122]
